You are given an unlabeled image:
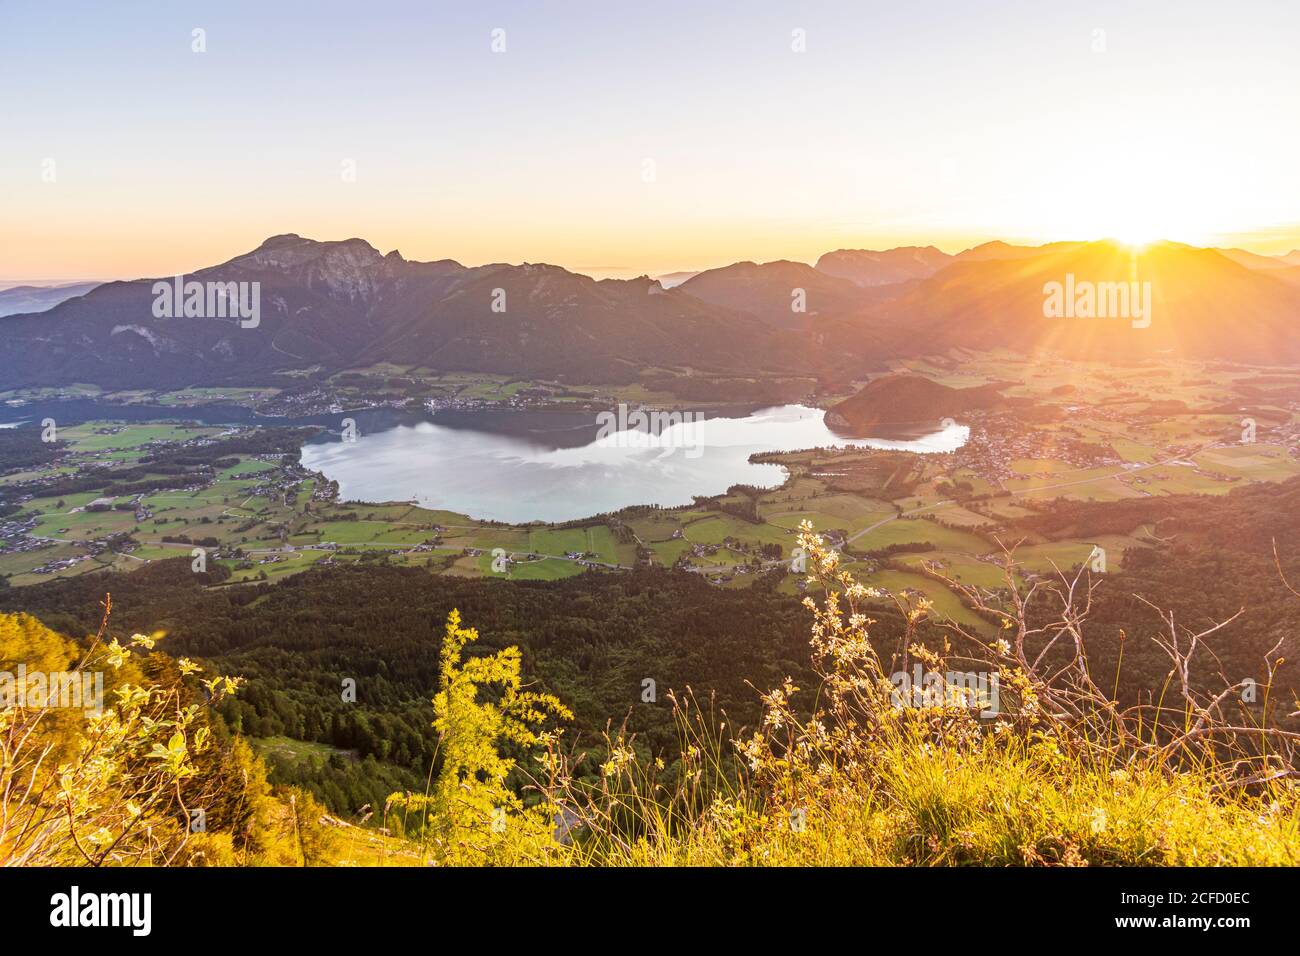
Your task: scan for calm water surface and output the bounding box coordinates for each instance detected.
[299,404,968,523]
[0,399,968,523]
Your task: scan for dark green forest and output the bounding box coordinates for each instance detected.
[1,561,825,813]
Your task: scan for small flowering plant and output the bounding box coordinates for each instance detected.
[733,523,1013,816]
[1,597,244,866]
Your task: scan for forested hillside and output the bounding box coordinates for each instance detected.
[2,561,825,811]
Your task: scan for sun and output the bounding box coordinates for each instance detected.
[1108,215,1164,250]
[1113,231,1156,251]
[1019,178,1217,252]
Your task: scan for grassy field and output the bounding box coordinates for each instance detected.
[853,517,992,553]
[1193,444,1300,481]
[60,422,221,452]
[893,550,1011,589]
[251,735,353,767]
[858,568,993,633]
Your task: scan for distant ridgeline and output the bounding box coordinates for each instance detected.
[3,235,1300,392]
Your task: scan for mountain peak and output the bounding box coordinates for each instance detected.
[814,245,953,287]
[208,234,391,302]
[259,233,305,248]
[248,234,382,256]
[228,234,383,269]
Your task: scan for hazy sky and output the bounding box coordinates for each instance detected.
[3,0,1299,280]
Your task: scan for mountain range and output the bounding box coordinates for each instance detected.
[0,281,100,318]
[2,234,1298,390]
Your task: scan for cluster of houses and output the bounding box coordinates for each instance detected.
[255,387,346,417]
[951,416,1120,484]
[245,460,314,505]
[424,387,562,413]
[28,553,90,575]
[311,477,340,502]
[0,513,41,556]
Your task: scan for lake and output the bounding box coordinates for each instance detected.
[0,398,968,523]
[299,404,968,523]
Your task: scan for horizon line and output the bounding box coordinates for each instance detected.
[8,232,1299,288]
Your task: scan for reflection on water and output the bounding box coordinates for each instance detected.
[300,404,969,523]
